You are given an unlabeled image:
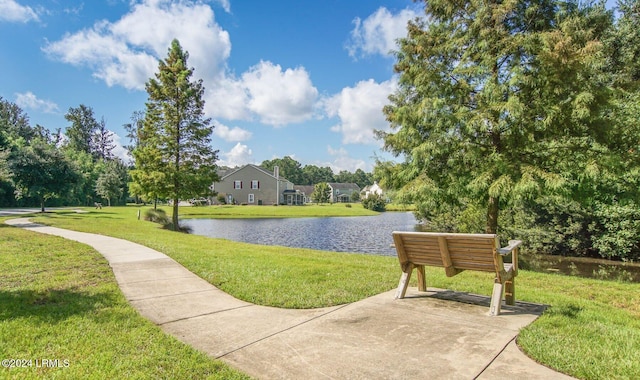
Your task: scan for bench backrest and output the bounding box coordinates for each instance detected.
[392,231,503,276]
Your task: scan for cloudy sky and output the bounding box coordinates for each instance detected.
[1,0,618,172]
[1,0,424,172]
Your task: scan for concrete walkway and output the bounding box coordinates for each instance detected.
[6,218,574,379]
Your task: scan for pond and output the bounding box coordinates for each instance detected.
[182,212,640,282]
[181,212,421,256]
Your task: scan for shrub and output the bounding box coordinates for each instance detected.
[362,193,386,212]
[144,208,170,225]
[590,202,640,260]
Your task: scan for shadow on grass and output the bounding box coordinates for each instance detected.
[0,289,119,322]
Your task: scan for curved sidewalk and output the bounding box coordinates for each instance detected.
[6,218,574,379]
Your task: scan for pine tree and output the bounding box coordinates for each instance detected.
[64,104,99,156]
[135,39,218,230]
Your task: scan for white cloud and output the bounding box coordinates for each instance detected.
[219,142,254,167]
[213,0,231,13]
[43,1,318,128]
[0,0,39,23]
[241,61,318,126]
[43,0,230,91]
[213,120,252,142]
[320,146,367,173]
[346,7,419,58]
[205,75,251,120]
[325,78,396,145]
[14,92,59,113]
[111,132,132,164]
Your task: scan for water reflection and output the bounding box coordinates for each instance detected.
[182,212,420,255]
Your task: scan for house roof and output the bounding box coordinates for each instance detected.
[220,164,290,182]
[294,185,314,195]
[327,183,361,191]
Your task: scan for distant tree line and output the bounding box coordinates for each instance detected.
[0,97,128,211]
[260,156,374,188]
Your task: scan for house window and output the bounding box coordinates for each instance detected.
[251,180,259,189]
[234,180,242,189]
[248,194,255,203]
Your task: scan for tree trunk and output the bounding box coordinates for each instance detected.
[486,195,499,234]
[40,197,45,213]
[172,197,179,231]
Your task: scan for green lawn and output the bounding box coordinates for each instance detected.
[0,217,249,380]
[177,202,379,218]
[4,205,640,379]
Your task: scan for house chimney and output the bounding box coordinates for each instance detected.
[274,166,279,178]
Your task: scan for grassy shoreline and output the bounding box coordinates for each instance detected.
[5,205,640,379]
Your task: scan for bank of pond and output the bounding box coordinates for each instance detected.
[182,212,640,282]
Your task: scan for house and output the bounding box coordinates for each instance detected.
[327,183,361,203]
[294,185,315,204]
[362,181,384,199]
[211,164,303,205]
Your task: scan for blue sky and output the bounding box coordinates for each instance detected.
[1,0,618,172]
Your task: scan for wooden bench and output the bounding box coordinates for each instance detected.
[392,231,522,316]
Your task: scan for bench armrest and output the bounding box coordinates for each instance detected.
[498,240,522,255]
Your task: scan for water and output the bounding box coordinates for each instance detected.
[181,212,421,256]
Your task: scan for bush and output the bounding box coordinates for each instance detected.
[590,202,640,260]
[362,193,386,212]
[144,208,170,225]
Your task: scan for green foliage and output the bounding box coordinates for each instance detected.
[261,156,304,184]
[95,159,129,206]
[378,0,618,234]
[361,193,386,212]
[311,182,330,204]
[144,208,170,224]
[260,156,374,187]
[137,39,219,229]
[9,140,79,211]
[591,202,640,260]
[64,104,115,160]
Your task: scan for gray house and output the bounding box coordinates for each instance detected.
[327,183,361,203]
[211,164,302,205]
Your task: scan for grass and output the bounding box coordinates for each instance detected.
[7,205,640,379]
[175,203,380,219]
[0,217,249,380]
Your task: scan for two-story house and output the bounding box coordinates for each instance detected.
[327,183,361,203]
[211,164,301,205]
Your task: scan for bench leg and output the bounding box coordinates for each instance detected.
[416,265,426,292]
[395,263,414,299]
[489,282,504,316]
[505,278,515,305]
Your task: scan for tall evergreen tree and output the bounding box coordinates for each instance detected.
[136,39,218,229]
[378,0,617,234]
[93,117,116,161]
[64,104,99,156]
